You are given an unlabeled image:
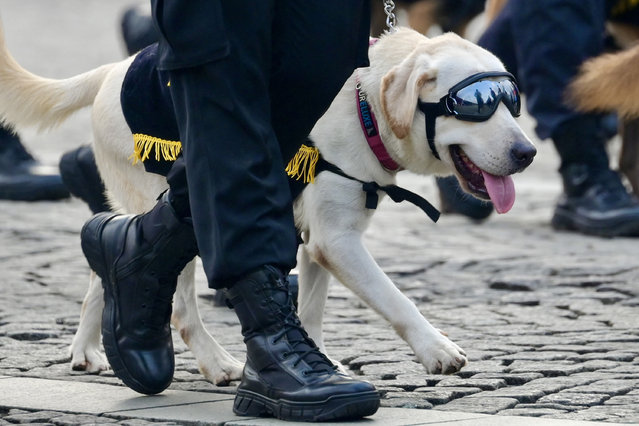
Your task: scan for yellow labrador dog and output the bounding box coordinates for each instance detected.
[0,26,535,383]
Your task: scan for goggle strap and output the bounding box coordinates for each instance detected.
[418,101,448,161]
[426,114,440,160]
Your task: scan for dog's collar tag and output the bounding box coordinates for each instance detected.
[355,77,401,172]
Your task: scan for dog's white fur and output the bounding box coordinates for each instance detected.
[0,26,534,382]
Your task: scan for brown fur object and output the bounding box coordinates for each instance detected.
[567,43,639,118]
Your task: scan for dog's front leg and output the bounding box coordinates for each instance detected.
[69,271,108,373]
[308,231,467,375]
[171,260,243,385]
[297,246,349,372]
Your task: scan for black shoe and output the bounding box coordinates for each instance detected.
[552,165,639,237]
[59,145,109,213]
[0,128,69,201]
[120,5,158,55]
[0,166,70,201]
[226,266,380,422]
[80,191,198,394]
[436,176,494,221]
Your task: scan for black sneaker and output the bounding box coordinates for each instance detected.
[0,128,69,201]
[59,145,109,213]
[552,165,639,237]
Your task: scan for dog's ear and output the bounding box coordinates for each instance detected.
[381,52,437,139]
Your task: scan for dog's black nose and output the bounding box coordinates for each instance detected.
[510,142,536,169]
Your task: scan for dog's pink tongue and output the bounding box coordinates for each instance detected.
[482,171,515,214]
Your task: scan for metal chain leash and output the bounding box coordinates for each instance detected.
[383,0,397,32]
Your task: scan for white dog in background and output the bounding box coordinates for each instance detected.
[0,25,534,384]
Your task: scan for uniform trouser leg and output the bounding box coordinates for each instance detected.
[165,1,370,288]
[482,0,606,141]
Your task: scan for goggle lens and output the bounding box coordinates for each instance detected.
[449,77,520,121]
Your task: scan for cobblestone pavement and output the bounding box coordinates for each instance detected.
[1,1,639,424]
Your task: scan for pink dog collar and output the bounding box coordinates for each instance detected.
[356,78,401,172]
[354,37,400,172]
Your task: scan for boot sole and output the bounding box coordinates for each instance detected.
[233,388,380,422]
[552,207,639,237]
[0,173,70,201]
[81,214,168,395]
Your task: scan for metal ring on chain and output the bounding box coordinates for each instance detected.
[383,0,397,32]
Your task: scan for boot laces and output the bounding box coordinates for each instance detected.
[270,284,337,376]
[590,169,636,207]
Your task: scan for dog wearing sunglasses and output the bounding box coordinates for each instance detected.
[0,26,535,383]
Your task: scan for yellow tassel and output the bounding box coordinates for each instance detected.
[128,136,319,186]
[285,144,319,184]
[129,134,182,164]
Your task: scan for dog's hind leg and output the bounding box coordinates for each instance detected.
[69,271,108,373]
[308,230,467,375]
[297,246,348,372]
[171,260,243,385]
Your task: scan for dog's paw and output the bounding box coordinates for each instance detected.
[198,355,244,386]
[69,346,109,373]
[416,333,467,375]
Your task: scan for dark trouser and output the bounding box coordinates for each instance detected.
[162,1,370,288]
[479,0,607,141]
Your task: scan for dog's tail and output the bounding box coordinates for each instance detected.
[0,20,117,133]
[567,44,639,118]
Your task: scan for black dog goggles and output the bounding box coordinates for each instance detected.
[417,71,521,159]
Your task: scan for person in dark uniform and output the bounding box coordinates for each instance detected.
[80,0,380,422]
[478,0,639,237]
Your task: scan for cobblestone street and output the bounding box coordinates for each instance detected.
[1,1,639,425]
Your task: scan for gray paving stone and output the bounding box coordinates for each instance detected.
[499,407,570,418]
[359,361,424,378]
[116,420,180,426]
[0,377,232,415]
[470,372,544,385]
[467,387,546,403]
[2,3,639,424]
[435,377,508,391]
[537,392,610,407]
[51,414,118,424]
[371,374,431,391]
[434,396,519,414]
[506,360,586,376]
[380,392,434,409]
[561,379,637,395]
[4,410,65,423]
[413,386,483,403]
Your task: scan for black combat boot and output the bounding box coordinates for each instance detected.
[80,191,198,394]
[551,164,639,237]
[226,265,380,422]
[550,117,639,237]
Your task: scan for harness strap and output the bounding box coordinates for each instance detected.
[316,157,440,223]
